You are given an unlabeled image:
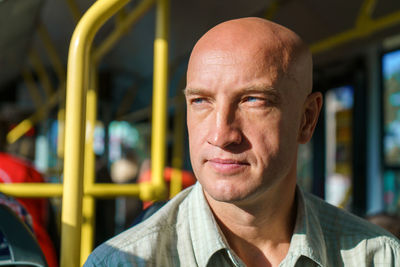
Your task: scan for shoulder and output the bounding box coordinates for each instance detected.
[85,186,195,266]
[303,192,400,264]
[304,192,394,238]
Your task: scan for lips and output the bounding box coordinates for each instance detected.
[207,158,249,174]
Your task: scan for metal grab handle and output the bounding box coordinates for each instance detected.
[61,0,169,266]
[61,1,130,266]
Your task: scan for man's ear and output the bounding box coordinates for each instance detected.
[298,92,323,144]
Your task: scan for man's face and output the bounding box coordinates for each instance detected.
[185,46,304,205]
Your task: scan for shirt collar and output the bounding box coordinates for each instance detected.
[285,187,328,266]
[188,182,230,267]
[188,183,328,267]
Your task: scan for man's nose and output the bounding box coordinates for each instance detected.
[207,105,242,148]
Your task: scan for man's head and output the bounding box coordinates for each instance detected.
[185,17,322,206]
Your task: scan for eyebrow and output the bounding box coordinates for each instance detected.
[183,86,280,97]
[183,87,207,96]
[240,86,280,96]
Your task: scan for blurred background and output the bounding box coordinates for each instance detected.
[1,0,400,264]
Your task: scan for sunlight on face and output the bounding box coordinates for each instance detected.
[186,47,303,205]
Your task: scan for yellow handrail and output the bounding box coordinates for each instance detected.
[150,0,169,201]
[61,1,130,266]
[311,0,400,54]
[79,0,163,262]
[0,0,171,264]
[0,183,155,198]
[60,0,169,265]
[0,183,63,197]
[80,66,98,264]
[85,183,142,197]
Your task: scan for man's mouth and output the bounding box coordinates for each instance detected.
[207,158,249,174]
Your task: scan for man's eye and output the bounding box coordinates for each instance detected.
[245,96,259,102]
[243,96,265,103]
[192,98,206,104]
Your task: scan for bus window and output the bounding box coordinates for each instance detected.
[382,48,400,213]
[325,85,354,209]
[297,142,313,193]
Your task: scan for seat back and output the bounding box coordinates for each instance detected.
[0,204,48,267]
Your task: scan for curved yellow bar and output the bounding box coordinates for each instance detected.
[61,0,129,266]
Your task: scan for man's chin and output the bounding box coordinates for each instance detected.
[203,186,255,205]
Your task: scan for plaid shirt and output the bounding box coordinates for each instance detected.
[85,182,400,266]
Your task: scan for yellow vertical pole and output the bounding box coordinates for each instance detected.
[61,38,88,267]
[80,66,97,265]
[169,93,184,197]
[61,1,129,266]
[150,0,169,198]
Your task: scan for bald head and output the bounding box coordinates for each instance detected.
[185,18,322,206]
[187,17,313,96]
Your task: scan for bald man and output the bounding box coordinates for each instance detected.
[85,18,400,266]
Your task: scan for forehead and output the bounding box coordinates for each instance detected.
[186,46,283,93]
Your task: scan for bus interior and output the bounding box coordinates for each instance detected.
[0,0,400,266]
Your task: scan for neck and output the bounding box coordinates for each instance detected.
[205,177,297,267]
